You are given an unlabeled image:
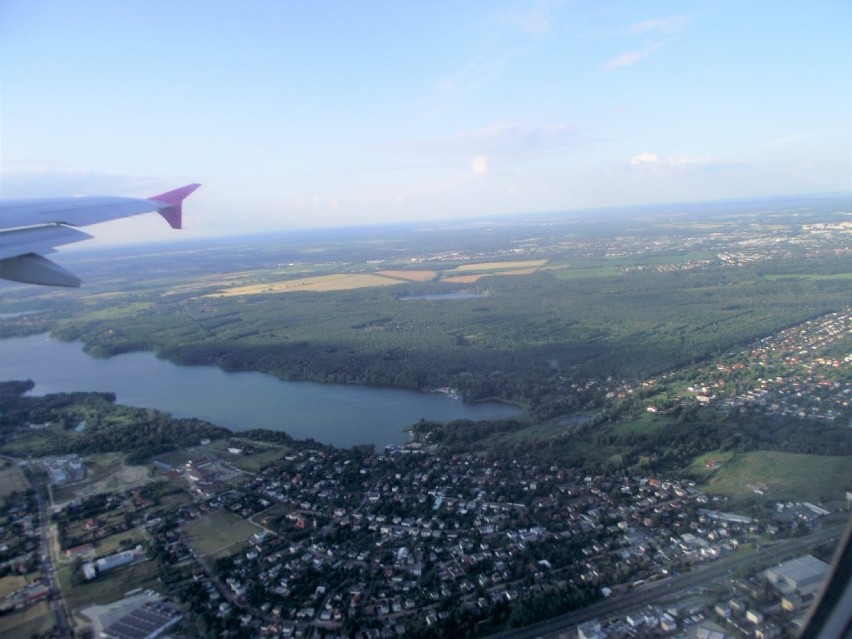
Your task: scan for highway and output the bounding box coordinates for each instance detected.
[487,525,844,639]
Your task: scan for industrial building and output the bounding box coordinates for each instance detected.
[765,554,829,595]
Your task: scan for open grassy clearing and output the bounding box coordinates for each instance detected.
[764,273,852,281]
[53,454,154,503]
[446,260,548,273]
[0,574,30,598]
[487,268,539,276]
[700,451,852,501]
[683,450,738,480]
[441,274,484,283]
[0,600,53,637]
[183,509,262,556]
[92,528,146,557]
[158,489,193,511]
[211,442,289,472]
[377,270,437,282]
[610,413,672,435]
[0,462,30,498]
[59,560,160,609]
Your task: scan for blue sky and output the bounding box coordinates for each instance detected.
[1,1,850,243]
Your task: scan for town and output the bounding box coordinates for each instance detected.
[0,199,849,638]
[0,408,847,638]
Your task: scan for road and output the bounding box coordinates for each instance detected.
[486,525,844,639]
[31,466,73,638]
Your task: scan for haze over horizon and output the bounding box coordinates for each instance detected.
[1,1,850,246]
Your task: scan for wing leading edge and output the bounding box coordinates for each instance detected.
[0,183,200,287]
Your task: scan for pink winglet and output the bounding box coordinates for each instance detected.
[148,183,201,229]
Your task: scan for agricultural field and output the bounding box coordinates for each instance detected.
[208,273,402,296]
[377,270,437,282]
[441,274,484,283]
[445,259,548,273]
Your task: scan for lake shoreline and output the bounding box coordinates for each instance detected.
[0,334,523,449]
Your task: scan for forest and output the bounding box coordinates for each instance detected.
[0,381,229,461]
[29,265,849,418]
[0,194,848,428]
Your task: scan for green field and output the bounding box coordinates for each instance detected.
[210,440,290,472]
[699,451,852,502]
[58,560,160,609]
[0,574,30,598]
[0,600,54,638]
[0,462,30,498]
[610,413,672,436]
[765,273,852,281]
[183,509,262,556]
[684,450,737,480]
[92,528,146,557]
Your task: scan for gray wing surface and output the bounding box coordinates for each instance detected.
[0,183,200,287]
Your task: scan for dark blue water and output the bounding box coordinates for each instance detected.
[0,334,521,448]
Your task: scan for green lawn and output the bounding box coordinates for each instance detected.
[0,462,30,498]
[210,441,289,472]
[684,450,737,480]
[610,413,672,436]
[58,560,160,610]
[183,509,262,556]
[700,451,852,502]
[0,600,54,638]
[0,574,30,598]
[93,528,146,556]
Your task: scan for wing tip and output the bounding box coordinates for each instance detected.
[149,183,201,230]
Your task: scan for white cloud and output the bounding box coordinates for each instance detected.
[604,16,689,71]
[472,156,489,175]
[629,152,661,166]
[605,42,663,70]
[629,152,717,169]
[0,159,164,197]
[606,50,643,70]
[770,132,809,146]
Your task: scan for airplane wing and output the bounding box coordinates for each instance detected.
[0,183,200,287]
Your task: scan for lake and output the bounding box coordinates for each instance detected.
[0,334,521,448]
